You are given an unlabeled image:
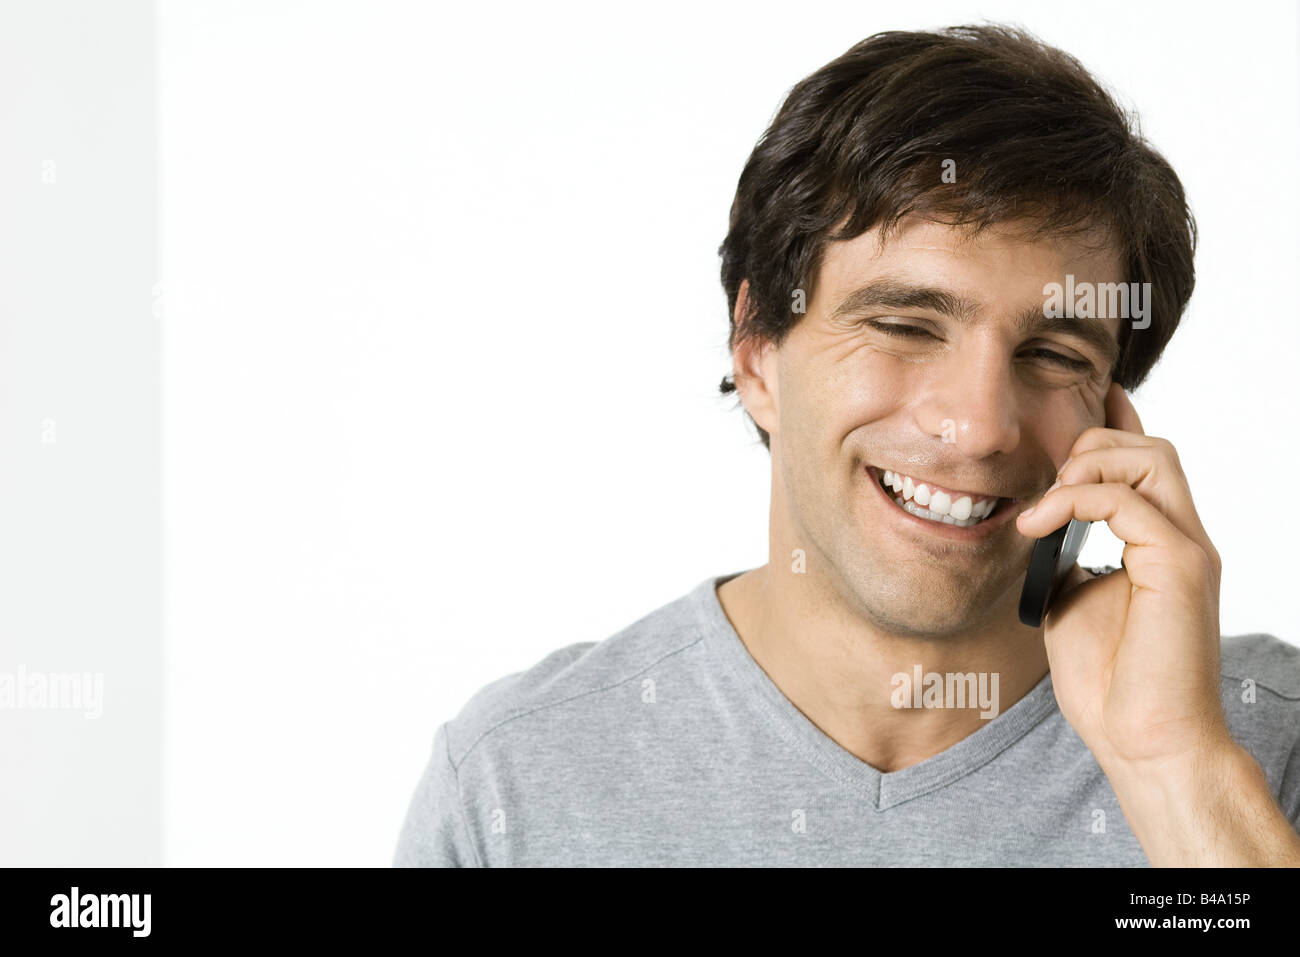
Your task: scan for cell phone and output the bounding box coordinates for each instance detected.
[1018,518,1092,627]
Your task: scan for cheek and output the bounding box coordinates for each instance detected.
[1036,387,1106,461]
[1074,379,1110,430]
[810,354,913,434]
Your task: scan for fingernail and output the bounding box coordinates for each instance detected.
[1021,504,1036,516]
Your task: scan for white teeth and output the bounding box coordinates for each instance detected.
[877,468,999,527]
[900,499,983,527]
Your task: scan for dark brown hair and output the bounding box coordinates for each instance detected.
[717,24,1197,450]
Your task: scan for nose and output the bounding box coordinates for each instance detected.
[913,344,1021,459]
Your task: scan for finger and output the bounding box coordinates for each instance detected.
[1104,383,1144,436]
[1055,445,1212,552]
[1015,483,1212,593]
[1061,423,1164,465]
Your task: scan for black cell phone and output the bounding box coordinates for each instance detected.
[1018,518,1092,627]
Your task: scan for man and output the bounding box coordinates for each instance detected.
[394,24,1300,866]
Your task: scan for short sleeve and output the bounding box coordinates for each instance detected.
[1279,731,1300,837]
[393,722,481,867]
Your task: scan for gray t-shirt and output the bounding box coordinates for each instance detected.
[393,571,1300,866]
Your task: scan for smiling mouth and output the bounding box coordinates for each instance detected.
[871,467,1009,528]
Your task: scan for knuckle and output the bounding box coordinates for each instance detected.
[1183,541,1214,577]
[1156,436,1183,470]
[1077,425,1109,449]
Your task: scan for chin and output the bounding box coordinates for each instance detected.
[853,579,1009,639]
[867,605,978,639]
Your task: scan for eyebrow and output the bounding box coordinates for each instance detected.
[829,278,1120,369]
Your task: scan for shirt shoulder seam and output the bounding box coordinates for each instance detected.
[442,721,484,868]
[450,633,707,768]
[1219,670,1300,703]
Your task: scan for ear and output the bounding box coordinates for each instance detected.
[730,279,780,439]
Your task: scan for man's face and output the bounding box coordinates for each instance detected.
[753,217,1121,637]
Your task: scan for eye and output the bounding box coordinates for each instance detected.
[1021,347,1093,372]
[866,320,936,340]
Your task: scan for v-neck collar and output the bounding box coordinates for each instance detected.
[692,571,1061,810]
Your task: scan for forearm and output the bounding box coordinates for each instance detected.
[1101,739,1300,867]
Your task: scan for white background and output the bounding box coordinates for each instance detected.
[154,1,1300,865]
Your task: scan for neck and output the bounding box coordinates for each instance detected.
[716,516,1049,774]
